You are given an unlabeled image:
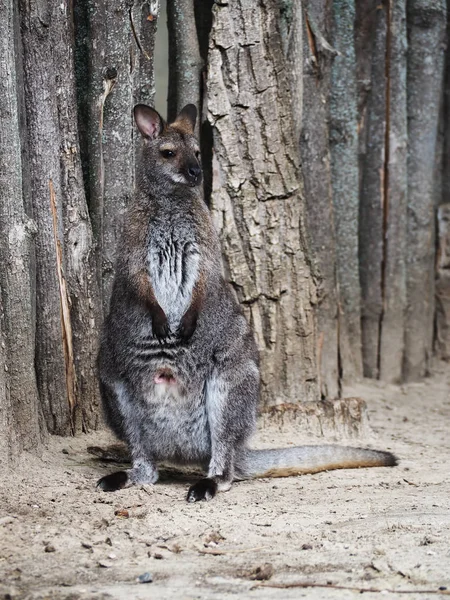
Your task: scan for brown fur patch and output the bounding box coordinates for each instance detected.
[169,121,194,136]
[260,459,391,479]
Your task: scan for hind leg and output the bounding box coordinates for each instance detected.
[97,380,158,491]
[187,359,259,502]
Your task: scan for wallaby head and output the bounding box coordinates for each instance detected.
[134,103,202,188]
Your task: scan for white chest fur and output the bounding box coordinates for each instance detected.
[148,239,200,328]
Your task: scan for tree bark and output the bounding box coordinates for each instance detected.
[20,0,73,434]
[378,0,408,383]
[330,0,364,383]
[206,0,319,408]
[0,0,45,458]
[358,1,387,379]
[301,0,340,399]
[167,0,203,125]
[404,0,446,380]
[435,203,450,359]
[54,1,102,431]
[85,0,153,312]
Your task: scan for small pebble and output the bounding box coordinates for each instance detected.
[98,560,113,568]
[153,553,163,559]
[137,572,153,584]
[44,544,56,553]
[81,542,92,549]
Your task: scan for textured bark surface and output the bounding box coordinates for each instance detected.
[20,0,72,434]
[54,2,102,431]
[263,397,371,439]
[435,204,450,359]
[0,0,44,458]
[167,0,203,125]
[85,0,157,311]
[443,12,450,206]
[330,0,363,383]
[283,0,303,144]
[379,0,408,383]
[359,1,387,379]
[206,0,319,408]
[301,0,339,399]
[404,0,446,380]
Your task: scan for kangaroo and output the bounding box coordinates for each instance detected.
[97,103,397,502]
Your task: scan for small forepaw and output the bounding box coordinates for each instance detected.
[177,309,198,342]
[97,471,129,492]
[152,310,171,341]
[186,478,217,502]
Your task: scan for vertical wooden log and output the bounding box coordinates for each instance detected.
[206,0,319,408]
[404,0,446,380]
[167,0,203,125]
[85,1,136,311]
[378,0,408,382]
[19,0,73,434]
[442,10,450,206]
[0,0,45,456]
[330,0,363,383]
[435,204,450,359]
[359,2,387,379]
[301,0,340,399]
[53,1,102,431]
[132,0,159,107]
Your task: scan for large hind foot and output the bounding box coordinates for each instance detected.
[97,462,158,492]
[97,470,129,491]
[186,478,217,502]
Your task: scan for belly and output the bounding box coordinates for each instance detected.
[143,392,211,465]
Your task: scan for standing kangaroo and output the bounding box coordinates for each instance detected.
[97,104,397,502]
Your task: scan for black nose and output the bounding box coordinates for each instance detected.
[186,163,202,185]
[188,165,201,179]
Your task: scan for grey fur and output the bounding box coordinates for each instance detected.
[97,105,397,501]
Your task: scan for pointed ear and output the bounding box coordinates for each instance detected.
[173,104,197,134]
[134,104,164,139]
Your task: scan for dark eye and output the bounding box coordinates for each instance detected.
[195,151,200,159]
[161,149,175,158]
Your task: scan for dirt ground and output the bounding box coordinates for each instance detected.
[1,367,450,600]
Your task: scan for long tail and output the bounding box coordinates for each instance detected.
[235,445,397,479]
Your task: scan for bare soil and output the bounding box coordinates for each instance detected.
[1,367,450,600]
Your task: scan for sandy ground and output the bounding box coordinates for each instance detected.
[1,367,450,600]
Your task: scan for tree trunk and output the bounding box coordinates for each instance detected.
[20,0,73,434]
[301,0,340,399]
[206,0,319,408]
[404,0,446,380]
[167,0,203,125]
[359,1,387,379]
[0,0,45,459]
[84,0,156,312]
[330,0,364,384]
[378,0,408,383]
[54,1,102,431]
[435,203,450,359]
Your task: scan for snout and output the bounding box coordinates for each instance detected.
[185,163,202,186]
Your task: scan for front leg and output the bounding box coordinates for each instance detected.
[178,272,205,341]
[131,269,170,340]
[187,363,258,502]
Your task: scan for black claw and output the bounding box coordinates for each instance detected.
[97,470,129,492]
[186,478,217,502]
